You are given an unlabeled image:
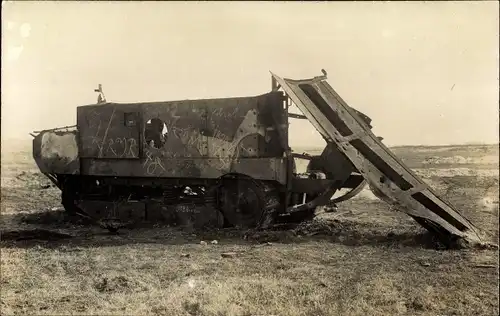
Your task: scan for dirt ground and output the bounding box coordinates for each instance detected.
[1,142,499,316]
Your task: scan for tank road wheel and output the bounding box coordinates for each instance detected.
[218,175,280,229]
[219,178,265,228]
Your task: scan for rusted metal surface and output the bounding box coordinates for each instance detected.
[33,125,77,134]
[80,157,286,183]
[271,71,482,245]
[32,130,80,175]
[75,92,287,181]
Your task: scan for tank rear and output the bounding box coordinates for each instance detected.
[32,126,80,178]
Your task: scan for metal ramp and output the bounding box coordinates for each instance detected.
[272,71,482,246]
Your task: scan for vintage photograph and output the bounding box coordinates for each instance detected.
[1,1,498,315]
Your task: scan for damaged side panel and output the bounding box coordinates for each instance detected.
[80,157,286,182]
[33,130,80,175]
[77,106,141,159]
[76,91,288,182]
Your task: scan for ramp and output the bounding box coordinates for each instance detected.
[272,71,482,246]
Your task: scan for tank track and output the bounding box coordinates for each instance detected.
[56,174,284,232]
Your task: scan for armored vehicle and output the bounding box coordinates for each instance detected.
[32,71,482,247]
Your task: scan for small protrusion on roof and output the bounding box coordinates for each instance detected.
[95,84,107,104]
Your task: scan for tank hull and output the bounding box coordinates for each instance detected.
[30,77,376,235]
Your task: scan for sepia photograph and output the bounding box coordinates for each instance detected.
[1,1,499,315]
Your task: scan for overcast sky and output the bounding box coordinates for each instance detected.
[2,1,498,147]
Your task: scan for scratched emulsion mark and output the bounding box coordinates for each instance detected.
[98,107,117,158]
[82,107,139,159]
[143,149,167,175]
[162,111,248,169]
[166,108,269,171]
[138,101,270,176]
[210,107,240,122]
[87,109,103,134]
[207,108,268,170]
[82,108,106,156]
[94,137,138,158]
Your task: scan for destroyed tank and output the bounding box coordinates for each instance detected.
[32,71,483,248]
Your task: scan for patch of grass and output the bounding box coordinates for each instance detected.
[1,146,498,315]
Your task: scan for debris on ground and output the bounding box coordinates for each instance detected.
[221,252,237,258]
[293,218,343,237]
[323,204,338,213]
[473,264,497,269]
[93,275,143,293]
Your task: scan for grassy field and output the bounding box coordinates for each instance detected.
[1,141,499,315]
